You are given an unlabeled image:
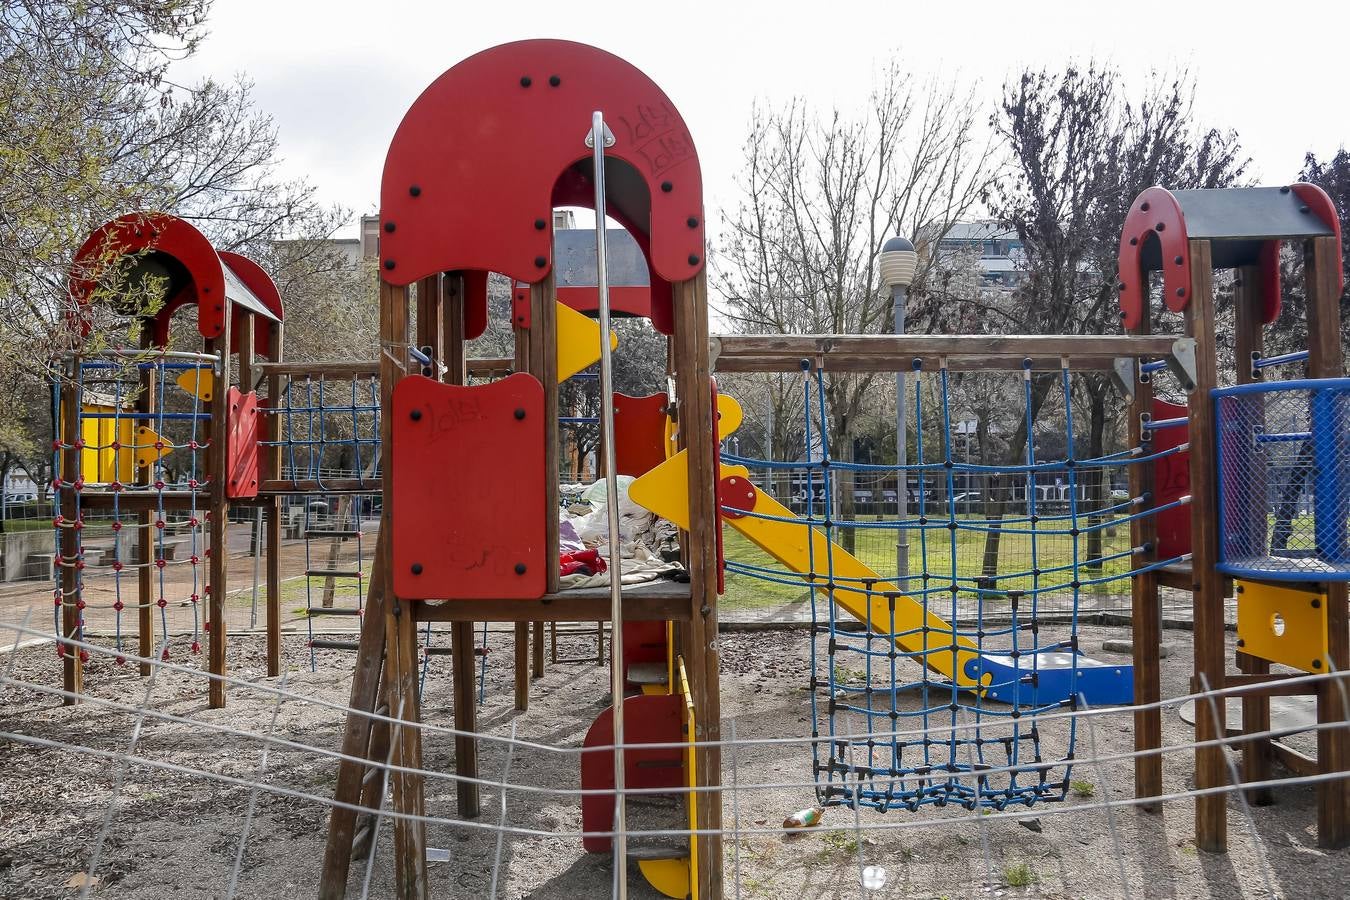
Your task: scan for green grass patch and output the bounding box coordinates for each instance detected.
[1070,779,1095,798]
[1003,862,1035,887]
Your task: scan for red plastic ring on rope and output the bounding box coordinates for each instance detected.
[157,598,167,608]
[113,601,124,612]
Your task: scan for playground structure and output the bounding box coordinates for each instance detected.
[43,38,1350,900]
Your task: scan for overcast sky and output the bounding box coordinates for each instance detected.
[176,0,1347,239]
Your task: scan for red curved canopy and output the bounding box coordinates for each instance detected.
[378,39,706,304]
[69,213,283,354]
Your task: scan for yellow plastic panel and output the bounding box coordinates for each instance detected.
[133,424,170,471]
[1236,579,1329,673]
[176,368,213,402]
[637,859,690,899]
[556,301,617,383]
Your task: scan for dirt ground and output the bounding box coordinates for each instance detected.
[1,622,1346,900]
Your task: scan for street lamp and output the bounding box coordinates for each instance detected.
[880,236,918,589]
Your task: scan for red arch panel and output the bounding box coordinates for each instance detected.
[379,40,705,290]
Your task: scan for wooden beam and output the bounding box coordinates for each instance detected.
[207,300,234,709]
[710,333,1181,369]
[1127,285,1162,811]
[265,497,281,678]
[318,546,389,900]
[715,355,1130,374]
[675,274,723,900]
[258,478,381,494]
[1307,235,1350,850]
[1233,263,1273,806]
[136,328,156,678]
[1183,240,1227,853]
[532,620,545,679]
[256,360,379,378]
[58,358,83,703]
[466,357,514,377]
[442,271,481,819]
[411,586,690,623]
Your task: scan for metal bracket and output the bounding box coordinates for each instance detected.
[1166,337,1198,393]
[1109,357,1136,402]
[511,286,530,330]
[583,122,615,149]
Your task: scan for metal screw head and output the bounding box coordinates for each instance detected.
[1313,659,1323,669]
[514,562,527,575]
[1237,638,1245,647]
[520,75,532,87]
[534,218,546,230]
[384,221,396,233]
[1280,185,1291,194]
[1174,255,1184,265]
[688,254,700,265]
[1299,205,1310,214]
[660,181,673,193]
[1155,222,1165,231]
[687,216,699,228]
[411,563,423,575]
[1117,282,1126,292]
[383,260,395,270]
[1312,598,1322,608]
[1176,287,1185,298]
[1129,237,1138,246]
[410,409,422,421]
[409,185,421,197]
[514,408,526,420]
[534,256,547,268]
[548,75,560,87]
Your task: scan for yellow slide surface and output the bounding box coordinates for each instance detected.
[629,438,982,690]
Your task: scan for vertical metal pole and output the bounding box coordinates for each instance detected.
[589,110,627,898]
[893,284,909,589]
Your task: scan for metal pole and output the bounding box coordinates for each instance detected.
[589,110,627,898]
[893,284,909,590]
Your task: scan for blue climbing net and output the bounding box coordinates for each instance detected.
[722,359,1189,812]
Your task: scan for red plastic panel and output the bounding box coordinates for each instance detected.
[379,40,704,288]
[1116,188,1190,330]
[69,213,227,343]
[719,475,757,519]
[1258,240,1282,327]
[580,693,685,853]
[621,621,667,690]
[556,285,651,319]
[612,392,668,477]
[391,373,546,600]
[1291,182,1345,299]
[220,252,285,360]
[225,388,259,499]
[1151,398,1191,559]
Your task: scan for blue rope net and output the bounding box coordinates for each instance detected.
[723,360,1183,812]
[1215,378,1350,581]
[51,353,213,663]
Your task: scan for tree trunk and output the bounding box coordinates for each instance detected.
[1084,377,1108,571]
[980,374,1058,578]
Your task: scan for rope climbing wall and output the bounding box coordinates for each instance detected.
[722,358,1191,812]
[51,352,215,665]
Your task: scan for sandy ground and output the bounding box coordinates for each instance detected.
[0,622,1346,900]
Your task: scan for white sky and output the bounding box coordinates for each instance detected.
[177,0,1348,239]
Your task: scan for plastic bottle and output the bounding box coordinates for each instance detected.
[782,807,824,831]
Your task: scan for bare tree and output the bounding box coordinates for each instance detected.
[982,65,1247,576]
[717,63,993,550]
[0,1,346,476]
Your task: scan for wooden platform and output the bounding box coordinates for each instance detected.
[412,579,691,623]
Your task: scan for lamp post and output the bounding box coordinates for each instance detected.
[880,236,918,588]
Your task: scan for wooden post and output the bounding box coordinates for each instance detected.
[1126,295,1161,809]
[318,545,390,900]
[265,343,284,678]
[443,273,480,818]
[207,295,234,709]
[58,357,83,702]
[671,273,723,899]
[1306,235,1350,849]
[135,330,156,676]
[1183,240,1227,853]
[1233,263,1273,805]
[376,279,427,897]
[513,282,534,712]
[533,620,545,678]
[529,275,558,694]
